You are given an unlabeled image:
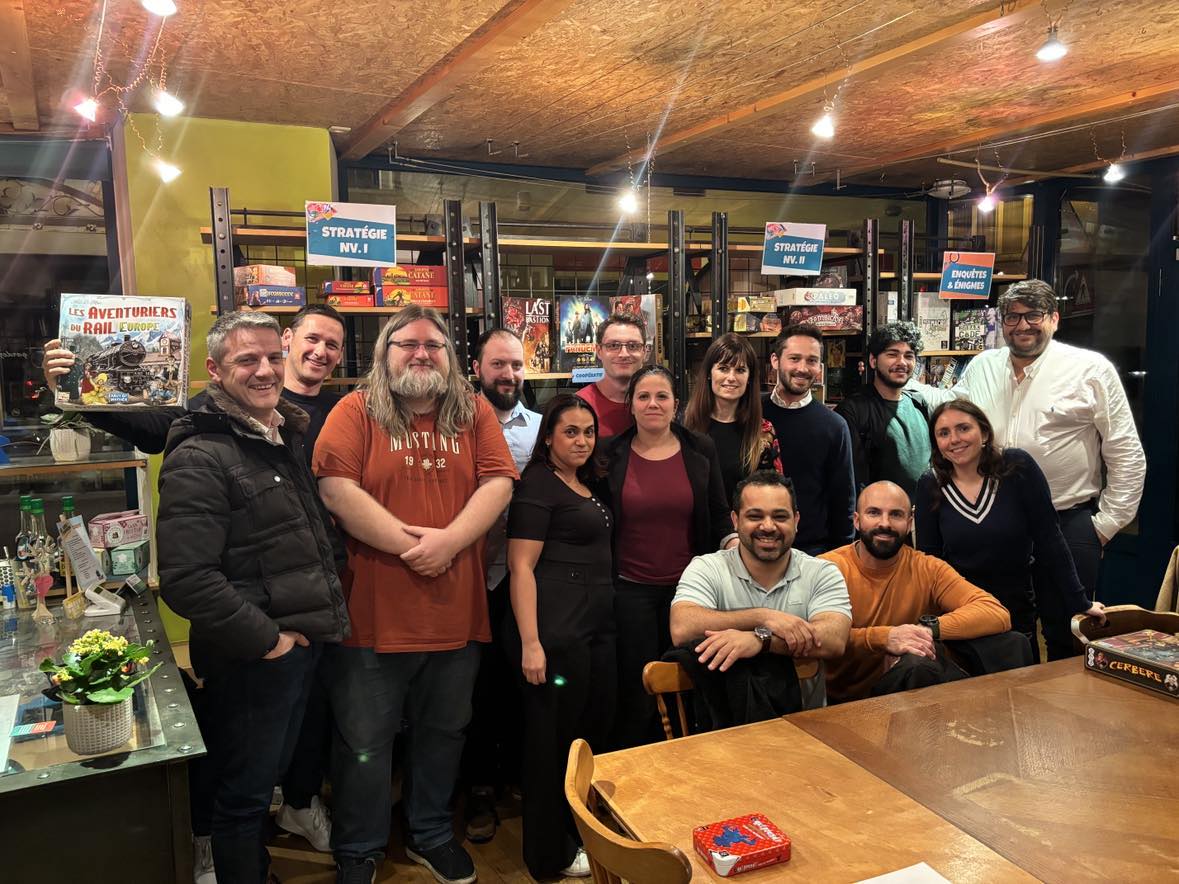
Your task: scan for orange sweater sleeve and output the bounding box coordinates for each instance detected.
[923,555,1012,639]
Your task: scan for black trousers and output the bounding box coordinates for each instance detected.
[611,577,675,750]
[870,647,967,697]
[506,562,616,880]
[459,576,523,792]
[203,643,320,883]
[1036,501,1102,661]
[281,653,331,809]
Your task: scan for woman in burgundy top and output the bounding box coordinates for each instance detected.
[598,365,729,748]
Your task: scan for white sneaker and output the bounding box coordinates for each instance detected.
[276,794,332,853]
[193,834,216,884]
[270,785,284,812]
[560,848,592,878]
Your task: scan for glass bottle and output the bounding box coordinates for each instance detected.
[15,495,33,563]
[29,498,51,574]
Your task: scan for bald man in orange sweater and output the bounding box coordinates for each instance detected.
[820,482,1013,702]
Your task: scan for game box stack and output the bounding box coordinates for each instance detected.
[692,813,791,877]
[1083,630,1179,699]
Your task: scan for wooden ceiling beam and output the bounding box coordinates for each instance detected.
[583,0,1040,178]
[341,0,572,161]
[1050,142,1179,175]
[0,0,40,131]
[823,80,1179,183]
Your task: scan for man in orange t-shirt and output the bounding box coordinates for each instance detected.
[820,482,1015,703]
[314,306,517,884]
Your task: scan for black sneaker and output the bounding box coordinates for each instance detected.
[406,838,477,884]
[335,856,377,884]
[464,786,499,843]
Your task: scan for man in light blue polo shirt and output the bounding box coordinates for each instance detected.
[671,470,852,708]
[464,327,541,843]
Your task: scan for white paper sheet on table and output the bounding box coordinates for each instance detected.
[856,863,952,884]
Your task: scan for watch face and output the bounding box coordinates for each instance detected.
[754,626,772,641]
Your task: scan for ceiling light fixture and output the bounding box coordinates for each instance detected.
[977,192,996,214]
[1035,25,1067,62]
[1103,163,1126,183]
[153,88,184,117]
[74,97,99,122]
[140,0,178,16]
[617,189,639,214]
[155,158,181,183]
[811,106,836,140]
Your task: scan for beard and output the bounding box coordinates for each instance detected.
[479,377,520,411]
[875,364,909,389]
[391,363,447,400]
[859,526,904,560]
[1004,328,1049,359]
[739,528,791,563]
[778,369,814,395]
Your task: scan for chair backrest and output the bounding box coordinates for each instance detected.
[643,658,821,741]
[1071,604,1179,650]
[642,661,694,740]
[564,739,693,884]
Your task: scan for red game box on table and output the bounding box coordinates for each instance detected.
[692,813,790,877]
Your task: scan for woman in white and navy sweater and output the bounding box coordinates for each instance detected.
[915,399,1105,659]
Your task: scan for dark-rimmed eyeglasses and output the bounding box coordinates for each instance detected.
[601,341,648,353]
[1001,311,1047,328]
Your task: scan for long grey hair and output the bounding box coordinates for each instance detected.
[362,304,475,439]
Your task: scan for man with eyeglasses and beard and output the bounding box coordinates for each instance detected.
[460,328,540,845]
[820,482,1013,703]
[912,279,1145,660]
[314,306,518,884]
[670,471,851,710]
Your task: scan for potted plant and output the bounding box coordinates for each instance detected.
[41,412,94,463]
[39,628,163,755]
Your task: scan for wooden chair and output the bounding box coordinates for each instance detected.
[643,658,821,741]
[564,738,693,884]
[1071,604,1179,651]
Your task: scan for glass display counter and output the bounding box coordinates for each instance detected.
[0,590,204,883]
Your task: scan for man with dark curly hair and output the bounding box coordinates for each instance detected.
[835,321,930,497]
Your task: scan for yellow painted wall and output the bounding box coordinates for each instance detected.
[120,113,334,641]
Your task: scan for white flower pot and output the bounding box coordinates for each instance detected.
[49,428,91,463]
[62,698,132,755]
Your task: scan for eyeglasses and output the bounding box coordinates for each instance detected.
[602,341,648,353]
[389,340,446,353]
[1001,311,1047,328]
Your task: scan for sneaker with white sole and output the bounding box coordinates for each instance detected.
[276,794,332,852]
[406,837,477,884]
[559,848,592,878]
[193,834,216,884]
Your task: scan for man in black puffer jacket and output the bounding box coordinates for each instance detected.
[159,311,349,884]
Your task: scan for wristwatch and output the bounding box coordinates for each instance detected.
[753,625,773,654]
[919,614,941,640]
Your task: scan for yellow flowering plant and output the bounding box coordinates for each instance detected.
[38,628,163,705]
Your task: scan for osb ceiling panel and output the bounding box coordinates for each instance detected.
[8,0,1179,185]
[20,0,506,129]
[394,0,993,164]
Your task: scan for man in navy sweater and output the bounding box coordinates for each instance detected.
[761,324,855,555]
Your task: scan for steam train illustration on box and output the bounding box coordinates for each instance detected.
[86,335,154,394]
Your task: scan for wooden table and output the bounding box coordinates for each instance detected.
[791,660,1179,883]
[592,719,1034,882]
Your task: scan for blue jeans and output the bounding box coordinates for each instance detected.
[329,642,481,860]
[202,642,321,884]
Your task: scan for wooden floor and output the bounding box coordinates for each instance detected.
[267,792,580,884]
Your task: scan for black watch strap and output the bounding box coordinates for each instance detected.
[919,614,940,640]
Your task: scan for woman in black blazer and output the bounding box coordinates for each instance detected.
[598,365,729,748]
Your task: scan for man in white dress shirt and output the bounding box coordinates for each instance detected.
[915,279,1145,659]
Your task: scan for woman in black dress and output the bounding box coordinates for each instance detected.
[507,393,614,880]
